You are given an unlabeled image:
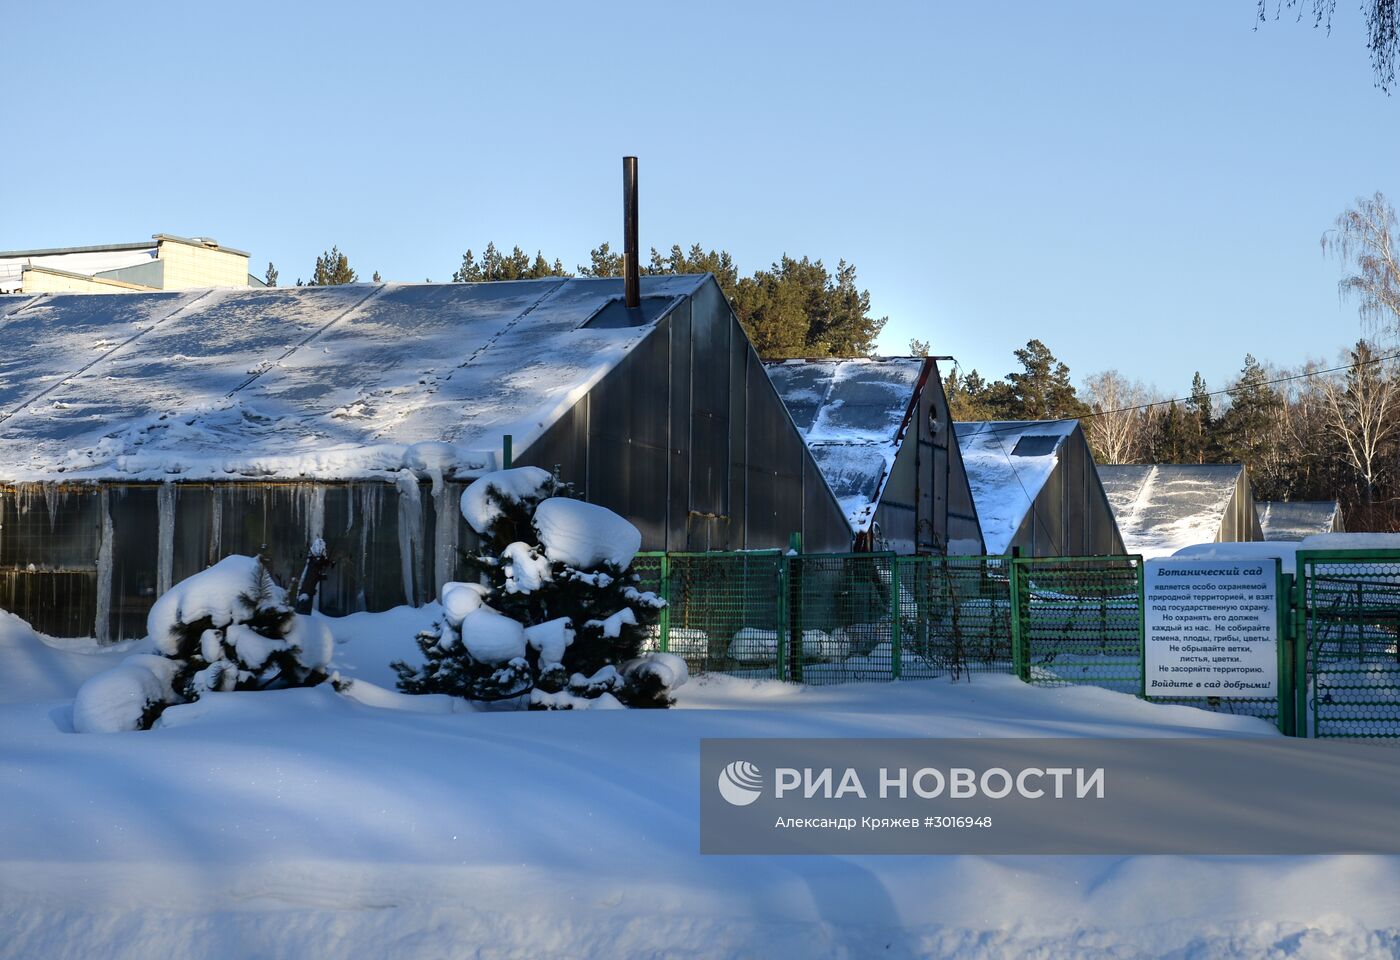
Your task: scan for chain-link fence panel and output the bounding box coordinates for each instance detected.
[895,555,1015,680]
[787,553,896,684]
[639,551,786,680]
[1013,556,1143,695]
[1300,550,1400,739]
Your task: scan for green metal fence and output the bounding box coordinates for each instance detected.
[1297,549,1400,739]
[634,551,785,679]
[896,555,1015,680]
[636,551,1015,684]
[634,546,1400,739]
[1010,555,1144,695]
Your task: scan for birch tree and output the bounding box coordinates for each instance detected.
[1082,370,1146,464]
[1323,193,1400,340]
[1319,341,1400,506]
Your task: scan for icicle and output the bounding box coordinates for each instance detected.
[354,482,373,611]
[306,485,326,545]
[395,470,423,606]
[156,482,176,597]
[433,480,460,597]
[43,482,59,532]
[210,488,223,563]
[349,481,383,612]
[94,488,113,644]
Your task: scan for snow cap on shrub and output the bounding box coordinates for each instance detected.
[524,617,574,666]
[147,555,276,656]
[460,466,554,536]
[532,498,642,569]
[459,607,527,664]
[622,652,689,692]
[73,655,179,734]
[440,582,490,627]
[284,615,334,671]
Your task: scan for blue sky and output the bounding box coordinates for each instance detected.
[2,1,1395,394]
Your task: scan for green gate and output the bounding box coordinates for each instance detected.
[1296,549,1400,738]
[1010,555,1144,695]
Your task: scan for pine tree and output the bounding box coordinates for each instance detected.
[455,243,571,282]
[1156,400,1189,462]
[647,243,740,289]
[908,338,931,357]
[579,241,624,278]
[264,262,279,287]
[944,368,1004,421]
[1218,354,1284,484]
[1004,339,1089,420]
[372,270,382,283]
[1184,371,1215,463]
[308,247,357,286]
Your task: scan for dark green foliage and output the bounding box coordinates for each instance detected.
[648,244,740,289]
[264,262,278,287]
[1151,401,1189,462]
[152,559,329,725]
[1218,355,1283,474]
[944,367,1000,422]
[1183,372,1216,464]
[1004,339,1090,420]
[397,620,533,701]
[944,340,1087,422]
[308,247,357,286]
[482,240,888,360]
[579,241,623,278]
[393,473,666,706]
[731,256,887,359]
[454,243,571,282]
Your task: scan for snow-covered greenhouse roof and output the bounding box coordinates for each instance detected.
[764,357,927,531]
[0,276,707,484]
[954,419,1078,555]
[1256,500,1342,541]
[1097,464,1248,557]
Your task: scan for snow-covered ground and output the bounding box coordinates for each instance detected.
[3,609,1400,958]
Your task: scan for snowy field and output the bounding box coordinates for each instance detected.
[3,607,1400,959]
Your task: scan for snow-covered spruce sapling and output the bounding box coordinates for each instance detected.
[150,554,333,699]
[74,553,333,732]
[393,467,682,707]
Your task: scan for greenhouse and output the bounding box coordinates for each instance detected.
[0,275,851,640]
[954,420,1124,557]
[1256,500,1344,540]
[765,357,983,554]
[1097,463,1263,558]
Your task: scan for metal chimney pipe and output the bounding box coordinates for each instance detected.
[623,156,640,308]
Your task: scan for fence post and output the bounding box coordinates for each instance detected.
[1008,549,1028,682]
[1136,557,1147,699]
[1277,569,1294,736]
[889,557,902,681]
[658,553,671,654]
[1293,560,1308,738]
[777,553,794,683]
